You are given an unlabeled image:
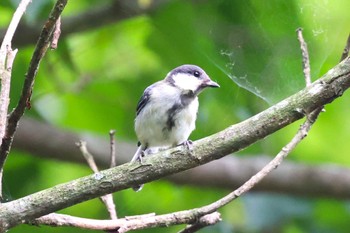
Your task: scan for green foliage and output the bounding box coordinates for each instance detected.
[1,0,350,232]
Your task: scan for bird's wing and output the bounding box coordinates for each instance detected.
[136,86,152,116]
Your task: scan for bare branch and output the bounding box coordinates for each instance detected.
[0,0,32,147]
[296,27,324,145]
[35,103,325,233]
[178,213,221,233]
[0,0,31,52]
[1,57,350,231]
[0,0,32,201]
[12,117,350,199]
[109,130,117,168]
[23,99,331,233]
[0,49,17,141]
[77,140,99,173]
[296,28,311,86]
[77,140,118,220]
[0,0,68,191]
[33,211,219,232]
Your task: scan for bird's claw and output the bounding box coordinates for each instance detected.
[181,140,193,151]
[138,151,145,164]
[132,150,145,164]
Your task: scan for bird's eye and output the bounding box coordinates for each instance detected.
[193,71,201,78]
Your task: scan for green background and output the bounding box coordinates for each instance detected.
[1,0,350,232]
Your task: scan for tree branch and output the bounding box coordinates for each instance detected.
[0,57,349,231]
[177,213,221,233]
[31,99,329,233]
[0,0,68,193]
[109,130,117,168]
[12,117,350,199]
[33,211,221,232]
[0,0,31,199]
[296,28,311,86]
[0,0,30,136]
[76,140,118,220]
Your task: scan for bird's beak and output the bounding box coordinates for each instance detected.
[205,79,220,88]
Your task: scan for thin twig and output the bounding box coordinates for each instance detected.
[33,209,221,232]
[340,32,350,62]
[0,0,68,188]
[0,0,31,146]
[76,141,99,172]
[109,130,116,168]
[296,27,324,122]
[178,212,221,233]
[0,0,32,201]
[0,49,17,141]
[0,49,18,200]
[296,28,311,86]
[0,0,31,51]
[76,141,118,220]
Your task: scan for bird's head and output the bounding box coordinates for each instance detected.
[165,64,220,95]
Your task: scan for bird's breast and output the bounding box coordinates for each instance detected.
[163,97,199,146]
[135,95,198,148]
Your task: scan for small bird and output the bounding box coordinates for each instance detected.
[131,64,219,191]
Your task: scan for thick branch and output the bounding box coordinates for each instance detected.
[12,117,350,199]
[29,103,338,232]
[0,57,350,230]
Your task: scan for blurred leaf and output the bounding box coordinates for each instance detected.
[243,193,313,232]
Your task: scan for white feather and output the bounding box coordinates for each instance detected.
[135,81,198,149]
[172,73,203,92]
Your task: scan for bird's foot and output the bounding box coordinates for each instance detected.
[138,151,146,164]
[132,150,145,164]
[181,140,193,151]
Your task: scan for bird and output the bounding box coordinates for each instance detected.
[131,64,219,191]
